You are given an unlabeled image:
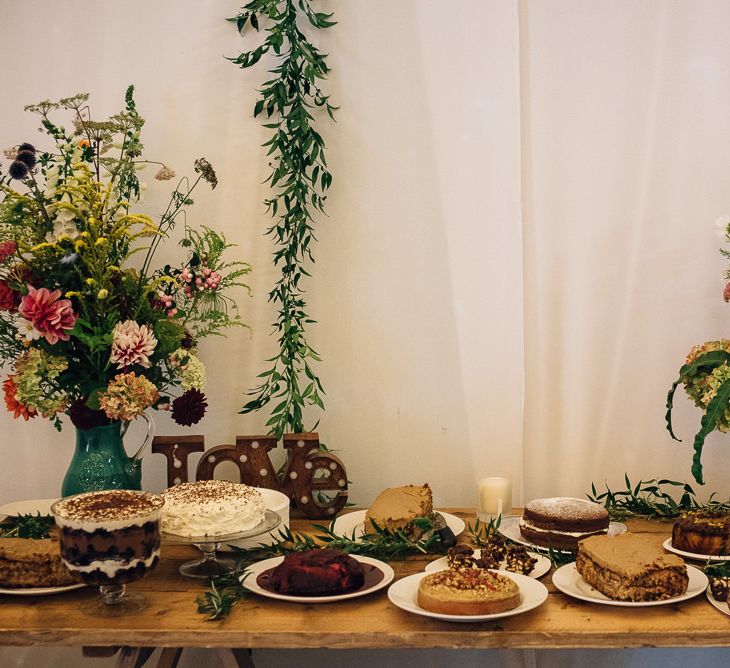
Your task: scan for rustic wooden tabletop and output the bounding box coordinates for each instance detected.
[0,509,727,651]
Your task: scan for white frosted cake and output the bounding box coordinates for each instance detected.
[161,480,266,538]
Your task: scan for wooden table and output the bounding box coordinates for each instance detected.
[0,509,728,656]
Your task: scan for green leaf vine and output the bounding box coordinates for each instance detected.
[229,0,337,439]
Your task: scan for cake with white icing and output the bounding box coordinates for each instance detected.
[161,480,266,538]
[519,497,609,550]
[52,489,164,586]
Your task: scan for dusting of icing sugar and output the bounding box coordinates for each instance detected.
[525,497,608,521]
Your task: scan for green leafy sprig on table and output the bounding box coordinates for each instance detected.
[229,0,337,439]
[0,513,54,539]
[587,474,730,520]
[197,517,447,621]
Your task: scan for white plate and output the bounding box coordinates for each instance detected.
[552,562,708,607]
[331,509,465,540]
[425,549,552,579]
[244,554,394,603]
[0,499,57,519]
[663,538,730,562]
[706,587,730,616]
[498,516,627,553]
[0,583,86,596]
[387,569,548,622]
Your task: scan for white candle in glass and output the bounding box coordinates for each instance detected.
[477,476,513,519]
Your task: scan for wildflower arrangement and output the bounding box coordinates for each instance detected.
[666,216,730,484]
[0,87,250,431]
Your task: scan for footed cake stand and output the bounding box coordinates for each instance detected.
[162,509,280,579]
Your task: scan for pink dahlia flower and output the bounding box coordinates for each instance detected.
[19,286,77,345]
[110,320,158,369]
[0,240,17,263]
[0,281,19,312]
[724,282,730,303]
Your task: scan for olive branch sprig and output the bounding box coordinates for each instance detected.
[586,474,730,520]
[229,0,337,439]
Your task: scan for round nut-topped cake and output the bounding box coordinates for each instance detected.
[519,497,609,551]
[161,480,266,538]
[672,509,730,556]
[52,489,164,586]
[417,568,520,615]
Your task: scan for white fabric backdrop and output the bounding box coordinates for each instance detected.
[0,0,729,666]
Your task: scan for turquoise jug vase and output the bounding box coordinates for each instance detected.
[61,414,155,497]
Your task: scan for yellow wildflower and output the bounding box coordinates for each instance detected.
[74,240,86,252]
[95,237,107,246]
[64,291,81,298]
[97,289,109,300]
[85,278,95,286]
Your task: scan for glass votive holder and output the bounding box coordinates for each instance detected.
[476,475,513,522]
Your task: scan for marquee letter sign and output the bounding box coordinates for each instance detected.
[152,432,348,519]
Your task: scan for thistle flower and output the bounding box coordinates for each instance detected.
[171,388,207,426]
[110,320,158,369]
[0,240,17,263]
[15,150,37,169]
[19,286,78,345]
[17,143,36,154]
[8,161,29,180]
[99,372,159,421]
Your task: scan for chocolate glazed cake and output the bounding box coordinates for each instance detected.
[267,549,365,595]
[52,490,164,586]
[519,497,609,550]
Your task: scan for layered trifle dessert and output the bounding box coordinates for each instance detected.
[52,490,164,586]
[160,480,266,538]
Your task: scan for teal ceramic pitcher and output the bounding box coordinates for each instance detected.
[61,414,155,497]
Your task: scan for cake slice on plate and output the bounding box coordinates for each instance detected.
[365,483,433,537]
[0,537,79,588]
[576,533,688,601]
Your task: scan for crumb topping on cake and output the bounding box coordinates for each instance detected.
[425,568,515,594]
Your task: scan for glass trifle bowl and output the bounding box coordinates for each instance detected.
[52,489,164,615]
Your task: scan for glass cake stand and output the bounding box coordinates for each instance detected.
[162,509,280,579]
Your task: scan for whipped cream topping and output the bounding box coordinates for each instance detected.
[61,548,160,577]
[53,490,164,531]
[161,480,266,538]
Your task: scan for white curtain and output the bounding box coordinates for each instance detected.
[0,1,729,666]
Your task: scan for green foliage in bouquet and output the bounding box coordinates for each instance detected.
[228,0,337,439]
[0,88,250,431]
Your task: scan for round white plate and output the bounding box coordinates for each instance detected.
[663,538,730,562]
[331,509,465,540]
[498,516,627,554]
[425,549,551,579]
[387,569,548,622]
[0,499,57,519]
[244,554,394,603]
[706,587,730,616]
[0,583,85,596]
[552,562,708,607]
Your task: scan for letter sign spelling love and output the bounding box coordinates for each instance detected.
[152,432,348,519]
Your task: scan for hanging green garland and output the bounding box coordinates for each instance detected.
[229,0,337,439]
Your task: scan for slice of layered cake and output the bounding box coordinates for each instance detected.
[0,537,79,587]
[576,533,688,601]
[365,484,433,538]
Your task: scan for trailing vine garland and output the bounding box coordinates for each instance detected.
[229,0,337,439]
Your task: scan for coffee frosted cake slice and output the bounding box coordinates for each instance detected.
[576,533,688,601]
[0,537,79,588]
[365,484,433,537]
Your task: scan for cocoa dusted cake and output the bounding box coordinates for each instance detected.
[0,537,79,588]
[267,548,365,595]
[52,490,164,586]
[576,533,688,601]
[417,568,520,615]
[672,510,730,556]
[365,483,433,538]
[519,497,609,550]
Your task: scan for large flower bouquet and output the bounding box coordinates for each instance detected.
[0,88,250,432]
[666,216,730,485]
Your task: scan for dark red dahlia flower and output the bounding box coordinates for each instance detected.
[171,389,207,426]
